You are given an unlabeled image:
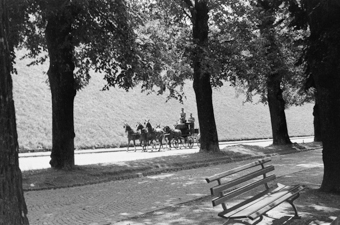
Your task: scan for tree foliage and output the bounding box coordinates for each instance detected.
[130,1,193,101]
[136,0,313,106]
[19,0,139,91]
[214,0,313,107]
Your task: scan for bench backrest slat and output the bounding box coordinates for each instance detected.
[212,174,276,206]
[205,158,271,183]
[211,165,274,196]
[218,183,279,217]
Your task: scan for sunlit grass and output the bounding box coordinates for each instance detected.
[13,49,314,151]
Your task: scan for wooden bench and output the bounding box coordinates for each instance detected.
[205,158,304,224]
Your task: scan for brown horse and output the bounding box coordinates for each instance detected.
[136,123,148,151]
[163,125,182,149]
[144,120,165,151]
[123,123,141,152]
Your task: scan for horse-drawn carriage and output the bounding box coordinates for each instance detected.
[124,120,200,152]
[163,122,200,149]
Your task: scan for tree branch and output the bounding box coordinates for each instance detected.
[182,0,195,22]
[182,5,192,20]
[183,0,194,8]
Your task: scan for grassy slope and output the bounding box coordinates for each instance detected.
[12,50,314,151]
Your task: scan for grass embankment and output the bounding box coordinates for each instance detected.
[13,50,314,151]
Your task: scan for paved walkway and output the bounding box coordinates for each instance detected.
[24,149,328,225]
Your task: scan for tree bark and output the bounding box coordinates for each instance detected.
[313,97,322,142]
[303,0,340,193]
[0,0,29,223]
[45,13,76,169]
[267,74,292,145]
[317,88,340,193]
[190,1,219,152]
[258,0,292,145]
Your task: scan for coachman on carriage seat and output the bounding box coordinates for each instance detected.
[179,108,186,124]
[188,113,195,135]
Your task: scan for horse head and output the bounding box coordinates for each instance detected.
[144,119,149,125]
[145,120,152,130]
[124,123,131,132]
[136,122,144,131]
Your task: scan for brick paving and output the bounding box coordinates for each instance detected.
[25,149,322,225]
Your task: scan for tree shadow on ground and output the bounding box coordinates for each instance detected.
[22,150,253,190]
[115,166,339,225]
[114,187,339,225]
[22,142,321,191]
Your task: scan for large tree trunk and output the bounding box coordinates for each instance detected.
[258,0,291,146]
[45,14,76,169]
[0,0,29,223]
[303,0,340,193]
[267,74,292,145]
[191,1,219,152]
[313,97,322,142]
[317,88,340,193]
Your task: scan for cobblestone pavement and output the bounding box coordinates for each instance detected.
[24,149,322,225]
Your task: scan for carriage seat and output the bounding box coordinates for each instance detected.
[175,123,187,130]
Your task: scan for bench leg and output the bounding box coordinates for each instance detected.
[286,193,301,219]
[253,215,264,225]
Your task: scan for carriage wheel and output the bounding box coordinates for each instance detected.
[187,136,194,148]
[171,139,179,149]
[175,139,179,149]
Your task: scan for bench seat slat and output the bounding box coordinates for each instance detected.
[211,165,275,196]
[248,185,304,219]
[206,158,271,183]
[220,183,289,218]
[221,184,302,219]
[218,183,279,218]
[219,183,288,218]
[213,174,276,206]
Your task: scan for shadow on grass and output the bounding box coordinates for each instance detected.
[22,142,322,191]
[22,150,254,191]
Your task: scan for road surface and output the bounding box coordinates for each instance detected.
[19,136,314,171]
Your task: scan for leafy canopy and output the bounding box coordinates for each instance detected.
[18,0,140,91]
